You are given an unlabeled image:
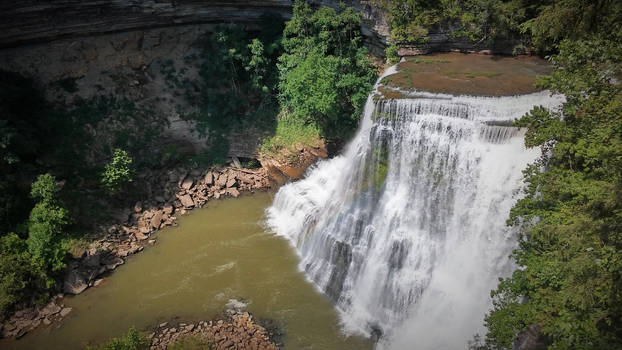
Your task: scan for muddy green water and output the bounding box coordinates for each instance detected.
[4,193,371,350]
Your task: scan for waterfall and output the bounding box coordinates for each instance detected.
[266,75,564,349]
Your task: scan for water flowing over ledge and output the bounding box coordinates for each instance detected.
[266,76,564,349]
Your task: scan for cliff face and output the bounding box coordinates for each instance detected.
[0,1,292,48]
[0,1,389,55]
[0,1,389,159]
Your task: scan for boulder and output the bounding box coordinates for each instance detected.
[83,254,101,267]
[135,231,149,240]
[179,194,194,208]
[104,256,124,270]
[237,173,254,185]
[215,173,228,188]
[138,219,151,234]
[63,269,89,295]
[59,308,72,317]
[225,177,237,188]
[204,172,214,185]
[150,212,163,229]
[40,303,61,316]
[181,177,194,190]
[163,205,174,215]
[93,279,104,287]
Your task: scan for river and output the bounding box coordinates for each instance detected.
[3,193,371,350]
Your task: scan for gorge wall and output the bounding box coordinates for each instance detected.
[0,0,389,158]
[0,1,515,160]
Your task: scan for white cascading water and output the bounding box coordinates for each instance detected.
[266,70,564,349]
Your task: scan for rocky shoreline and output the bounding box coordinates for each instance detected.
[1,165,270,339]
[149,310,278,350]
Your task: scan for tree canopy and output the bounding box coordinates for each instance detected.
[278,1,376,139]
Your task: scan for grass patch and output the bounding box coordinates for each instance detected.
[444,71,502,78]
[260,111,322,157]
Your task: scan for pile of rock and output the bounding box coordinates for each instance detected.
[0,296,71,339]
[149,312,278,350]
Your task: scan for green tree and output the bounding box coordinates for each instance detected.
[484,11,622,349]
[0,233,48,316]
[101,148,134,195]
[278,1,376,139]
[26,174,69,275]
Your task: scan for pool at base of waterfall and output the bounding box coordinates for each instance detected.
[2,193,372,350]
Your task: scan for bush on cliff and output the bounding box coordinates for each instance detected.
[101,148,134,196]
[185,16,284,165]
[278,0,376,140]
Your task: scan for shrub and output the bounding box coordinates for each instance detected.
[30,173,59,202]
[0,233,48,316]
[385,43,400,65]
[260,111,321,156]
[101,148,134,195]
[86,327,149,350]
[26,174,69,275]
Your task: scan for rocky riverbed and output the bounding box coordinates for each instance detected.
[1,166,270,340]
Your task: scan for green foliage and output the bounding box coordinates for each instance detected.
[30,173,59,203]
[484,8,622,348]
[86,327,149,350]
[385,43,400,65]
[26,174,69,275]
[260,111,321,157]
[375,0,622,58]
[519,0,622,52]
[101,149,134,196]
[182,17,284,165]
[0,233,47,317]
[278,1,376,139]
